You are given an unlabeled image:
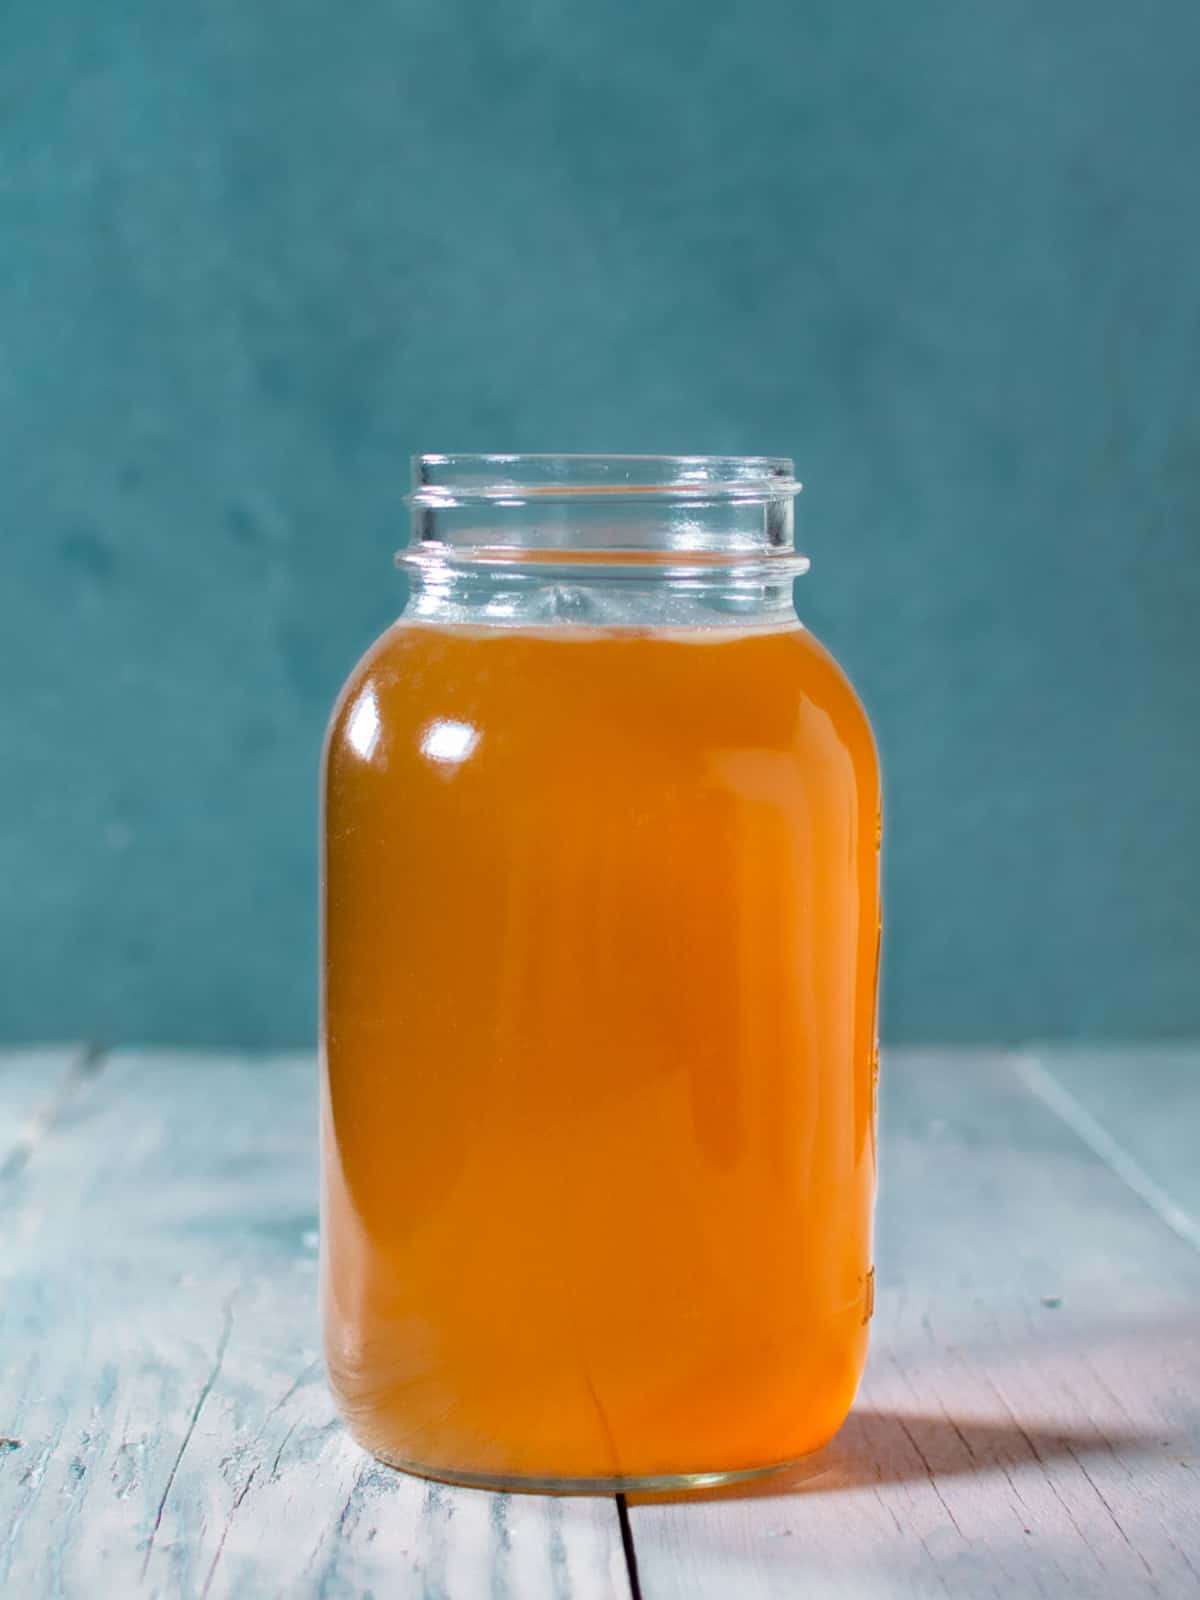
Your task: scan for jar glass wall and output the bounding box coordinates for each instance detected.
[320,455,881,1492]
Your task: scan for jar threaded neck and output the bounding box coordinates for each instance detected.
[405,453,806,575]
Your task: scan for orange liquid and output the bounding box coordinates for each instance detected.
[321,620,880,1486]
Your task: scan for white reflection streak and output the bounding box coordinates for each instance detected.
[346,689,380,760]
[421,718,479,765]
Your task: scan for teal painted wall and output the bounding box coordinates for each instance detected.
[2,2,1198,1045]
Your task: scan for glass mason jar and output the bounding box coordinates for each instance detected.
[321,454,881,1493]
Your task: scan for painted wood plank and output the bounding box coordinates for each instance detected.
[626,1047,1200,1600]
[0,1051,630,1600]
[1018,1044,1200,1245]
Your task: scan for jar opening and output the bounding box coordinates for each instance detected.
[405,454,807,574]
[410,454,801,507]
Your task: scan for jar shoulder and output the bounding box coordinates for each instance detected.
[325,621,878,789]
[788,627,880,774]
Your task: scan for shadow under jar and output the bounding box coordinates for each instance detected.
[320,454,881,1493]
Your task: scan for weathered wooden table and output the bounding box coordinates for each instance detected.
[1,1046,1197,1597]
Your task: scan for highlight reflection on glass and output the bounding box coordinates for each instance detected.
[421,718,480,765]
[346,689,380,761]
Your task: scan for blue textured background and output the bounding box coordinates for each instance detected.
[3,2,1198,1045]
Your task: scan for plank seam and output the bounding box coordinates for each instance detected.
[616,1494,643,1600]
[0,1043,108,1184]
[1014,1053,1200,1255]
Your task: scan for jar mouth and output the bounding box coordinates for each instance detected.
[409,453,801,507]
[405,453,807,577]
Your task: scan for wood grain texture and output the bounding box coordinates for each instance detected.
[628,1048,1200,1599]
[0,1051,630,1599]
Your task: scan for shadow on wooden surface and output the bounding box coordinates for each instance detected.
[632,1405,1170,1505]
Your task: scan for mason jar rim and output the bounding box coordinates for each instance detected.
[409,454,801,507]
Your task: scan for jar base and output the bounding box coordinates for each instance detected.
[365,1446,830,1497]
